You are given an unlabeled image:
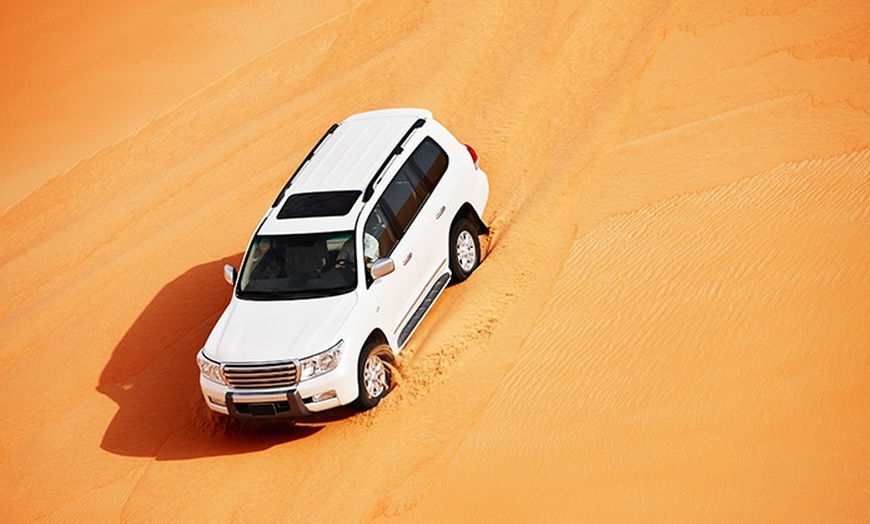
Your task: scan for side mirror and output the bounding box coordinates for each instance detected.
[370,258,395,279]
[223,264,237,286]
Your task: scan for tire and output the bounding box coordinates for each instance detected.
[354,342,393,411]
[449,218,481,283]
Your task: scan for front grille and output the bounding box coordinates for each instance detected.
[222,360,298,389]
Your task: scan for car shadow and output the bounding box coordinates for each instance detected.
[97,255,353,460]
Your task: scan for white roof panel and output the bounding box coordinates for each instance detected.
[290,109,430,192]
[262,108,431,234]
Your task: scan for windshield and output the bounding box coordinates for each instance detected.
[237,231,357,299]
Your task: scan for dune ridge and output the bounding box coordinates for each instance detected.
[1,0,868,521]
[0,0,352,213]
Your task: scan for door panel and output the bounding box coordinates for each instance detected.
[364,202,424,346]
[368,239,421,345]
[410,192,450,284]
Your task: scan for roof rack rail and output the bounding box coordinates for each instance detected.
[362,118,426,202]
[271,123,340,208]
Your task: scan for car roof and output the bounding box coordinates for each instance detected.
[259,108,432,236]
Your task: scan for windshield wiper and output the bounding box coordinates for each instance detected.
[238,287,353,301]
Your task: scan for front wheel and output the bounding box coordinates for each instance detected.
[449,218,481,283]
[354,342,393,411]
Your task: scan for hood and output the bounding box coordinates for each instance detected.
[203,292,357,363]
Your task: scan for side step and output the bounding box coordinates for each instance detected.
[398,272,451,347]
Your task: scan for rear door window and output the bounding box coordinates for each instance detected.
[380,170,423,234]
[398,162,429,202]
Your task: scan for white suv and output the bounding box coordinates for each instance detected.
[197,108,489,417]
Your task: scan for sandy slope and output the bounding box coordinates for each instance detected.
[1,0,868,521]
[0,0,348,212]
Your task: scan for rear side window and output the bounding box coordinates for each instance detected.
[410,138,448,192]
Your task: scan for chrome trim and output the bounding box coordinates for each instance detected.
[230,391,293,403]
[223,264,236,286]
[371,257,395,279]
[221,359,299,389]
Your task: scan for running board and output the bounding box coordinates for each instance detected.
[398,272,451,347]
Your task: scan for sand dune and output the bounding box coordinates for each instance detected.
[1,0,868,521]
[404,150,870,521]
[0,0,349,212]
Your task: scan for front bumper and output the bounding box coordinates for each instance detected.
[199,362,355,418]
[225,390,312,418]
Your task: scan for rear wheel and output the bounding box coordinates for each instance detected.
[354,342,392,411]
[449,218,480,282]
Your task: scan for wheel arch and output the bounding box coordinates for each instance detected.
[453,202,489,235]
[363,328,395,362]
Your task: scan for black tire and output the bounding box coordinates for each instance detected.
[449,218,481,283]
[354,342,393,411]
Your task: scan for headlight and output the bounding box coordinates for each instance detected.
[197,350,225,385]
[299,340,344,381]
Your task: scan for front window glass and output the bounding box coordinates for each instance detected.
[364,204,397,262]
[238,232,356,299]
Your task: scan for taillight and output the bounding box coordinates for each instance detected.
[465,144,479,169]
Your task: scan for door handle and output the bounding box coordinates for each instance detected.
[435,206,446,219]
[403,252,413,266]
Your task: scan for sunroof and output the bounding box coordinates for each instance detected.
[277,190,361,219]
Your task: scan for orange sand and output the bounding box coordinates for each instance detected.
[1,0,868,521]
